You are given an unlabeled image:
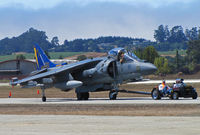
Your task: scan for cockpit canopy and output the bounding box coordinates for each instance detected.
[108,48,143,62]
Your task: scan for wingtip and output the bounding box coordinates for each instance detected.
[10,77,18,86]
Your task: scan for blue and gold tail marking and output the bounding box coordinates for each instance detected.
[34,44,57,70]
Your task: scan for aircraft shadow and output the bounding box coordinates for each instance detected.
[46,97,153,102]
[45,97,195,102]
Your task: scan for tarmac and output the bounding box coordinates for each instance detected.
[0,97,199,134]
[0,115,200,135]
[0,97,199,104]
[0,82,199,134]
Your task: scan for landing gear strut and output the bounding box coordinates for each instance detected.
[109,83,119,100]
[41,87,46,102]
[76,92,89,100]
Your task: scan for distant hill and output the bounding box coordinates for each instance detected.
[0,25,198,55]
[0,28,154,55]
[0,28,53,55]
[53,36,155,53]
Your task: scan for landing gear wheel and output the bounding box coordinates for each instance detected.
[192,92,198,99]
[169,95,173,100]
[109,91,117,100]
[151,88,161,100]
[77,93,82,100]
[172,92,179,100]
[83,92,89,100]
[77,92,89,100]
[42,96,46,102]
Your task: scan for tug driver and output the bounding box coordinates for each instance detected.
[159,80,171,95]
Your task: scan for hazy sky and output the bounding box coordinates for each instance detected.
[0,0,199,43]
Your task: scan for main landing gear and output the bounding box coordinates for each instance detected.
[76,91,119,100]
[76,92,89,100]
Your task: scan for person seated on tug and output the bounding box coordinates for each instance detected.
[173,78,185,89]
[159,80,171,95]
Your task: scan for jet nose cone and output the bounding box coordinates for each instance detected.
[141,63,157,75]
[150,63,157,73]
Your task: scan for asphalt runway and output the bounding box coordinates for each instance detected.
[1,80,199,135]
[0,115,200,135]
[0,97,199,104]
[0,98,199,134]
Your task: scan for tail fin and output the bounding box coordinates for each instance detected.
[34,44,57,70]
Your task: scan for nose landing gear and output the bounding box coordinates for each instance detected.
[109,90,118,100]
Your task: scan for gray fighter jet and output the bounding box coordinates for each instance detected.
[10,45,157,102]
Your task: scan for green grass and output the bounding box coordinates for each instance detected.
[0,52,84,62]
[48,52,84,59]
[158,50,186,56]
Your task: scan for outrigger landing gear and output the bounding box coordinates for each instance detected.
[41,87,46,102]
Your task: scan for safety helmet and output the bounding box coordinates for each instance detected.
[162,80,165,84]
[176,79,181,83]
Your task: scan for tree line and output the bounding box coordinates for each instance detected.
[0,28,53,55]
[0,26,199,55]
[154,25,200,51]
[134,34,200,75]
[154,25,199,43]
[0,28,154,55]
[1,26,200,75]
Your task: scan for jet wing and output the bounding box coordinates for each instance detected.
[11,57,104,86]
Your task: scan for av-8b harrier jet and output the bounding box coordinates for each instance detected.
[11,44,157,102]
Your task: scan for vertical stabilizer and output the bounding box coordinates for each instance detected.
[34,44,57,70]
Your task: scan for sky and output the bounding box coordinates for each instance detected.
[0,0,199,43]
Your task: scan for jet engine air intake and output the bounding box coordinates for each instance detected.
[82,58,118,79]
[107,61,118,78]
[82,68,96,78]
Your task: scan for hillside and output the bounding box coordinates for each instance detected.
[0,26,199,55]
